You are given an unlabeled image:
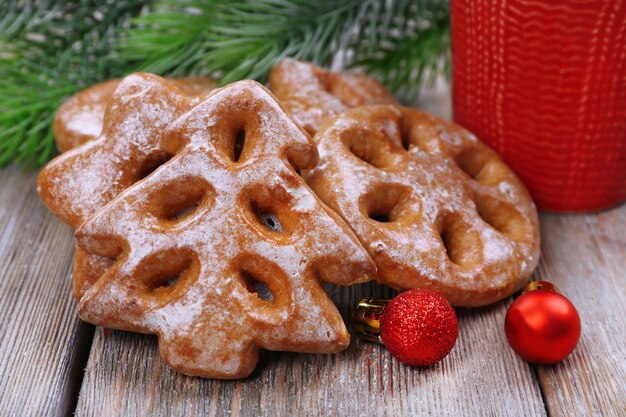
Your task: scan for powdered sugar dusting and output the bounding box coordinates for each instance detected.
[269,59,398,136]
[65,105,104,138]
[498,181,517,201]
[76,80,374,378]
[40,73,213,229]
[303,105,541,307]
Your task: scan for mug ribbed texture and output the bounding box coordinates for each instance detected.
[451,0,626,211]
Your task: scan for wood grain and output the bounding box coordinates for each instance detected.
[0,166,92,417]
[535,208,626,417]
[74,282,546,417]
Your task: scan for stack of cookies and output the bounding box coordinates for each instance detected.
[38,60,540,379]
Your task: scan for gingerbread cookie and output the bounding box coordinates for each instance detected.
[75,80,375,378]
[303,105,540,307]
[269,59,397,135]
[53,77,214,152]
[39,73,212,300]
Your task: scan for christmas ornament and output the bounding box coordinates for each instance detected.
[354,289,458,366]
[505,281,581,364]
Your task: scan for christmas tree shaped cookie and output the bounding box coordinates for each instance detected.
[38,73,211,299]
[75,81,376,378]
[53,77,214,152]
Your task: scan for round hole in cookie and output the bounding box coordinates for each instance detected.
[233,129,245,162]
[436,212,483,270]
[220,127,248,163]
[147,176,213,225]
[321,73,365,107]
[213,113,254,164]
[322,72,391,108]
[455,148,510,186]
[255,207,282,233]
[360,184,418,225]
[474,195,530,242]
[341,127,400,169]
[231,255,292,324]
[454,148,489,180]
[134,249,200,300]
[401,132,412,151]
[316,72,339,96]
[240,270,274,302]
[242,184,300,239]
[135,152,173,181]
[159,275,180,288]
[399,112,443,154]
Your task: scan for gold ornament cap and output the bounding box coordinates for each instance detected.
[352,297,391,344]
[522,280,560,294]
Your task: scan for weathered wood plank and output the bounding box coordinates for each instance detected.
[74,282,546,417]
[535,207,626,417]
[0,166,93,417]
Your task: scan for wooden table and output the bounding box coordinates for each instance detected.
[1,90,624,417]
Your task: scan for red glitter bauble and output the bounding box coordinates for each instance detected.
[505,289,581,364]
[379,289,458,366]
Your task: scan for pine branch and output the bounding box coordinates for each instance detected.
[352,0,450,101]
[0,0,449,168]
[116,0,450,86]
[0,0,147,167]
[116,0,361,81]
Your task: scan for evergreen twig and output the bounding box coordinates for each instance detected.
[0,0,148,167]
[0,0,449,168]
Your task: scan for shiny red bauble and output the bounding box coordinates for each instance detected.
[380,289,458,367]
[505,287,581,364]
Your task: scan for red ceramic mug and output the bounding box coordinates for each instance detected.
[451,0,626,211]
